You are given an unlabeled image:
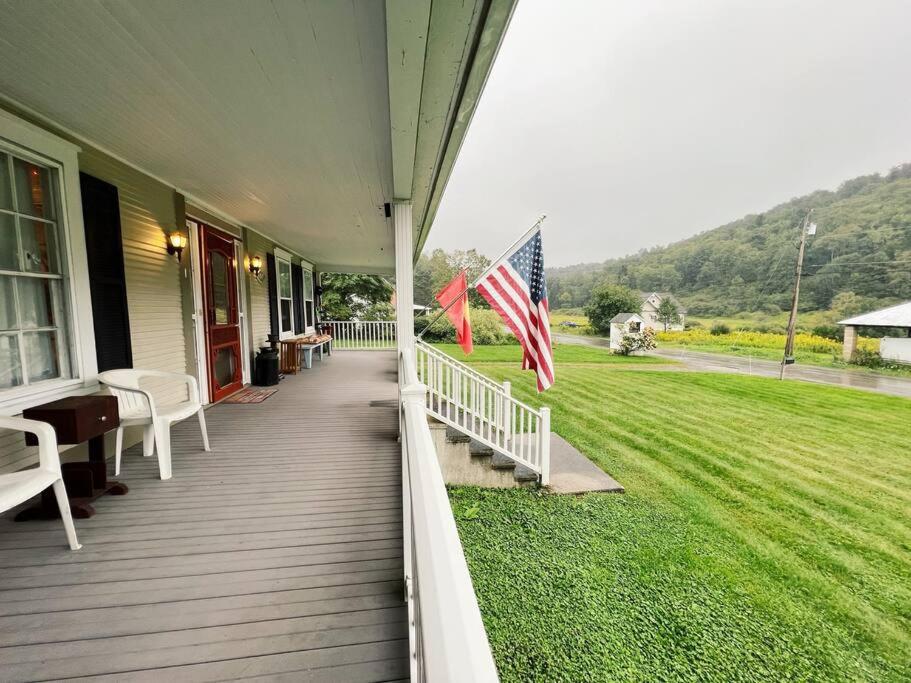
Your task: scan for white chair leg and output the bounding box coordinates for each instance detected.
[51,479,81,550]
[198,408,211,452]
[154,422,173,480]
[142,424,155,457]
[114,426,124,476]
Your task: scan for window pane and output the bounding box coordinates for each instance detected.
[0,213,18,270]
[278,260,291,298]
[20,219,59,273]
[0,153,12,211]
[280,299,292,333]
[13,157,55,220]
[0,278,15,330]
[24,330,63,382]
[210,251,229,324]
[304,271,313,300]
[17,277,54,328]
[0,335,23,388]
[306,301,314,329]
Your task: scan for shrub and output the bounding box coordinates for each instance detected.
[811,325,844,341]
[414,309,515,345]
[849,348,883,368]
[710,323,731,335]
[618,328,657,355]
[584,284,642,335]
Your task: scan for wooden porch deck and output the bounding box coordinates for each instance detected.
[0,352,408,682]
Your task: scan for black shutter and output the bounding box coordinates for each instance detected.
[291,263,305,335]
[266,253,278,338]
[80,173,132,371]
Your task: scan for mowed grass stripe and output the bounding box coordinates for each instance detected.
[558,372,911,524]
[448,350,911,681]
[533,373,911,592]
[529,378,911,642]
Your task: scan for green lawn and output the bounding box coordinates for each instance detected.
[433,342,669,365]
[446,345,911,682]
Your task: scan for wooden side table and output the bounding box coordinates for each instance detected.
[16,395,128,520]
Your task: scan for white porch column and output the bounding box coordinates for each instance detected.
[393,201,415,359]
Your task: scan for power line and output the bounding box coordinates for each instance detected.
[802,260,911,271]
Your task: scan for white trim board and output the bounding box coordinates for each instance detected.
[0,109,98,415]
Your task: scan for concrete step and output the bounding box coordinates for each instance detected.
[468,439,494,457]
[445,426,471,444]
[513,464,538,482]
[490,452,517,470]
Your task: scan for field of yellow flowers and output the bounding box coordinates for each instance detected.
[657,329,878,355]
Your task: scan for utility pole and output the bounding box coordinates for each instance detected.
[780,208,814,379]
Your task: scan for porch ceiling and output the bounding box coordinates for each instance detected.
[0,1,516,274]
[1,1,396,270]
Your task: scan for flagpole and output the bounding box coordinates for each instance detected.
[415,215,547,340]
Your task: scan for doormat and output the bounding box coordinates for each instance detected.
[222,387,278,404]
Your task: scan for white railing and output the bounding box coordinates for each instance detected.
[399,348,500,683]
[325,320,396,349]
[415,340,550,484]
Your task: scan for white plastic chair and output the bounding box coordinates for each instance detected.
[0,416,81,550]
[97,370,210,480]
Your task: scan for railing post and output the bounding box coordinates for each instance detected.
[502,380,511,448]
[539,407,551,486]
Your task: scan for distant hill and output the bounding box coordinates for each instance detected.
[548,165,911,316]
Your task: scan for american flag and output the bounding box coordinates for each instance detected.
[477,229,554,391]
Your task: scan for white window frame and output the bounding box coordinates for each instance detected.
[274,247,296,340]
[302,267,315,333]
[0,109,97,415]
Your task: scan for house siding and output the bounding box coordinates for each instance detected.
[0,105,315,476]
[245,229,275,352]
[244,228,312,353]
[0,121,190,474]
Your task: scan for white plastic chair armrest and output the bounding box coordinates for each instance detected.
[0,416,62,474]
[99,381,159,416]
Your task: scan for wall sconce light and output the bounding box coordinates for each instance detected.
[248,255,263,276]
[166,231,187,261]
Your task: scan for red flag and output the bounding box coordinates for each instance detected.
[435,271,473,355]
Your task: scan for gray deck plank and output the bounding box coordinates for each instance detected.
[0,352,407,681]
[66,640,410,682]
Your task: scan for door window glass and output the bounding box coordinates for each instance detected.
[211,251,229,324]
[213,346,236,388]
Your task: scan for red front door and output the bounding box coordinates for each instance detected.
[200,224,243,402]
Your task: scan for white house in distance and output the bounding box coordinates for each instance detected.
[609,313,647,352]
[839,301,911,363]
[640,292,686,331]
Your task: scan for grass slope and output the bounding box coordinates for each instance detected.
[447,345,911,682]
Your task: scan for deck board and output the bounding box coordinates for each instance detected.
[0,352,408,682]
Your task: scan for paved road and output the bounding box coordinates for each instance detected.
[554,333,911,399]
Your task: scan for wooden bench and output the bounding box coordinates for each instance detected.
[279,335,333,374]
[299,337,332,369]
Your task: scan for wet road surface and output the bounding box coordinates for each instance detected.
[553,333,911,400]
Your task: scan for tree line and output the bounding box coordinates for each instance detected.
[548,164,911,316]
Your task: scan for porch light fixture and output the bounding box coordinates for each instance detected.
[166,231,187,261]
[248,255,263,276]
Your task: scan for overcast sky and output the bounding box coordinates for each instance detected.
[426,0,911,267]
